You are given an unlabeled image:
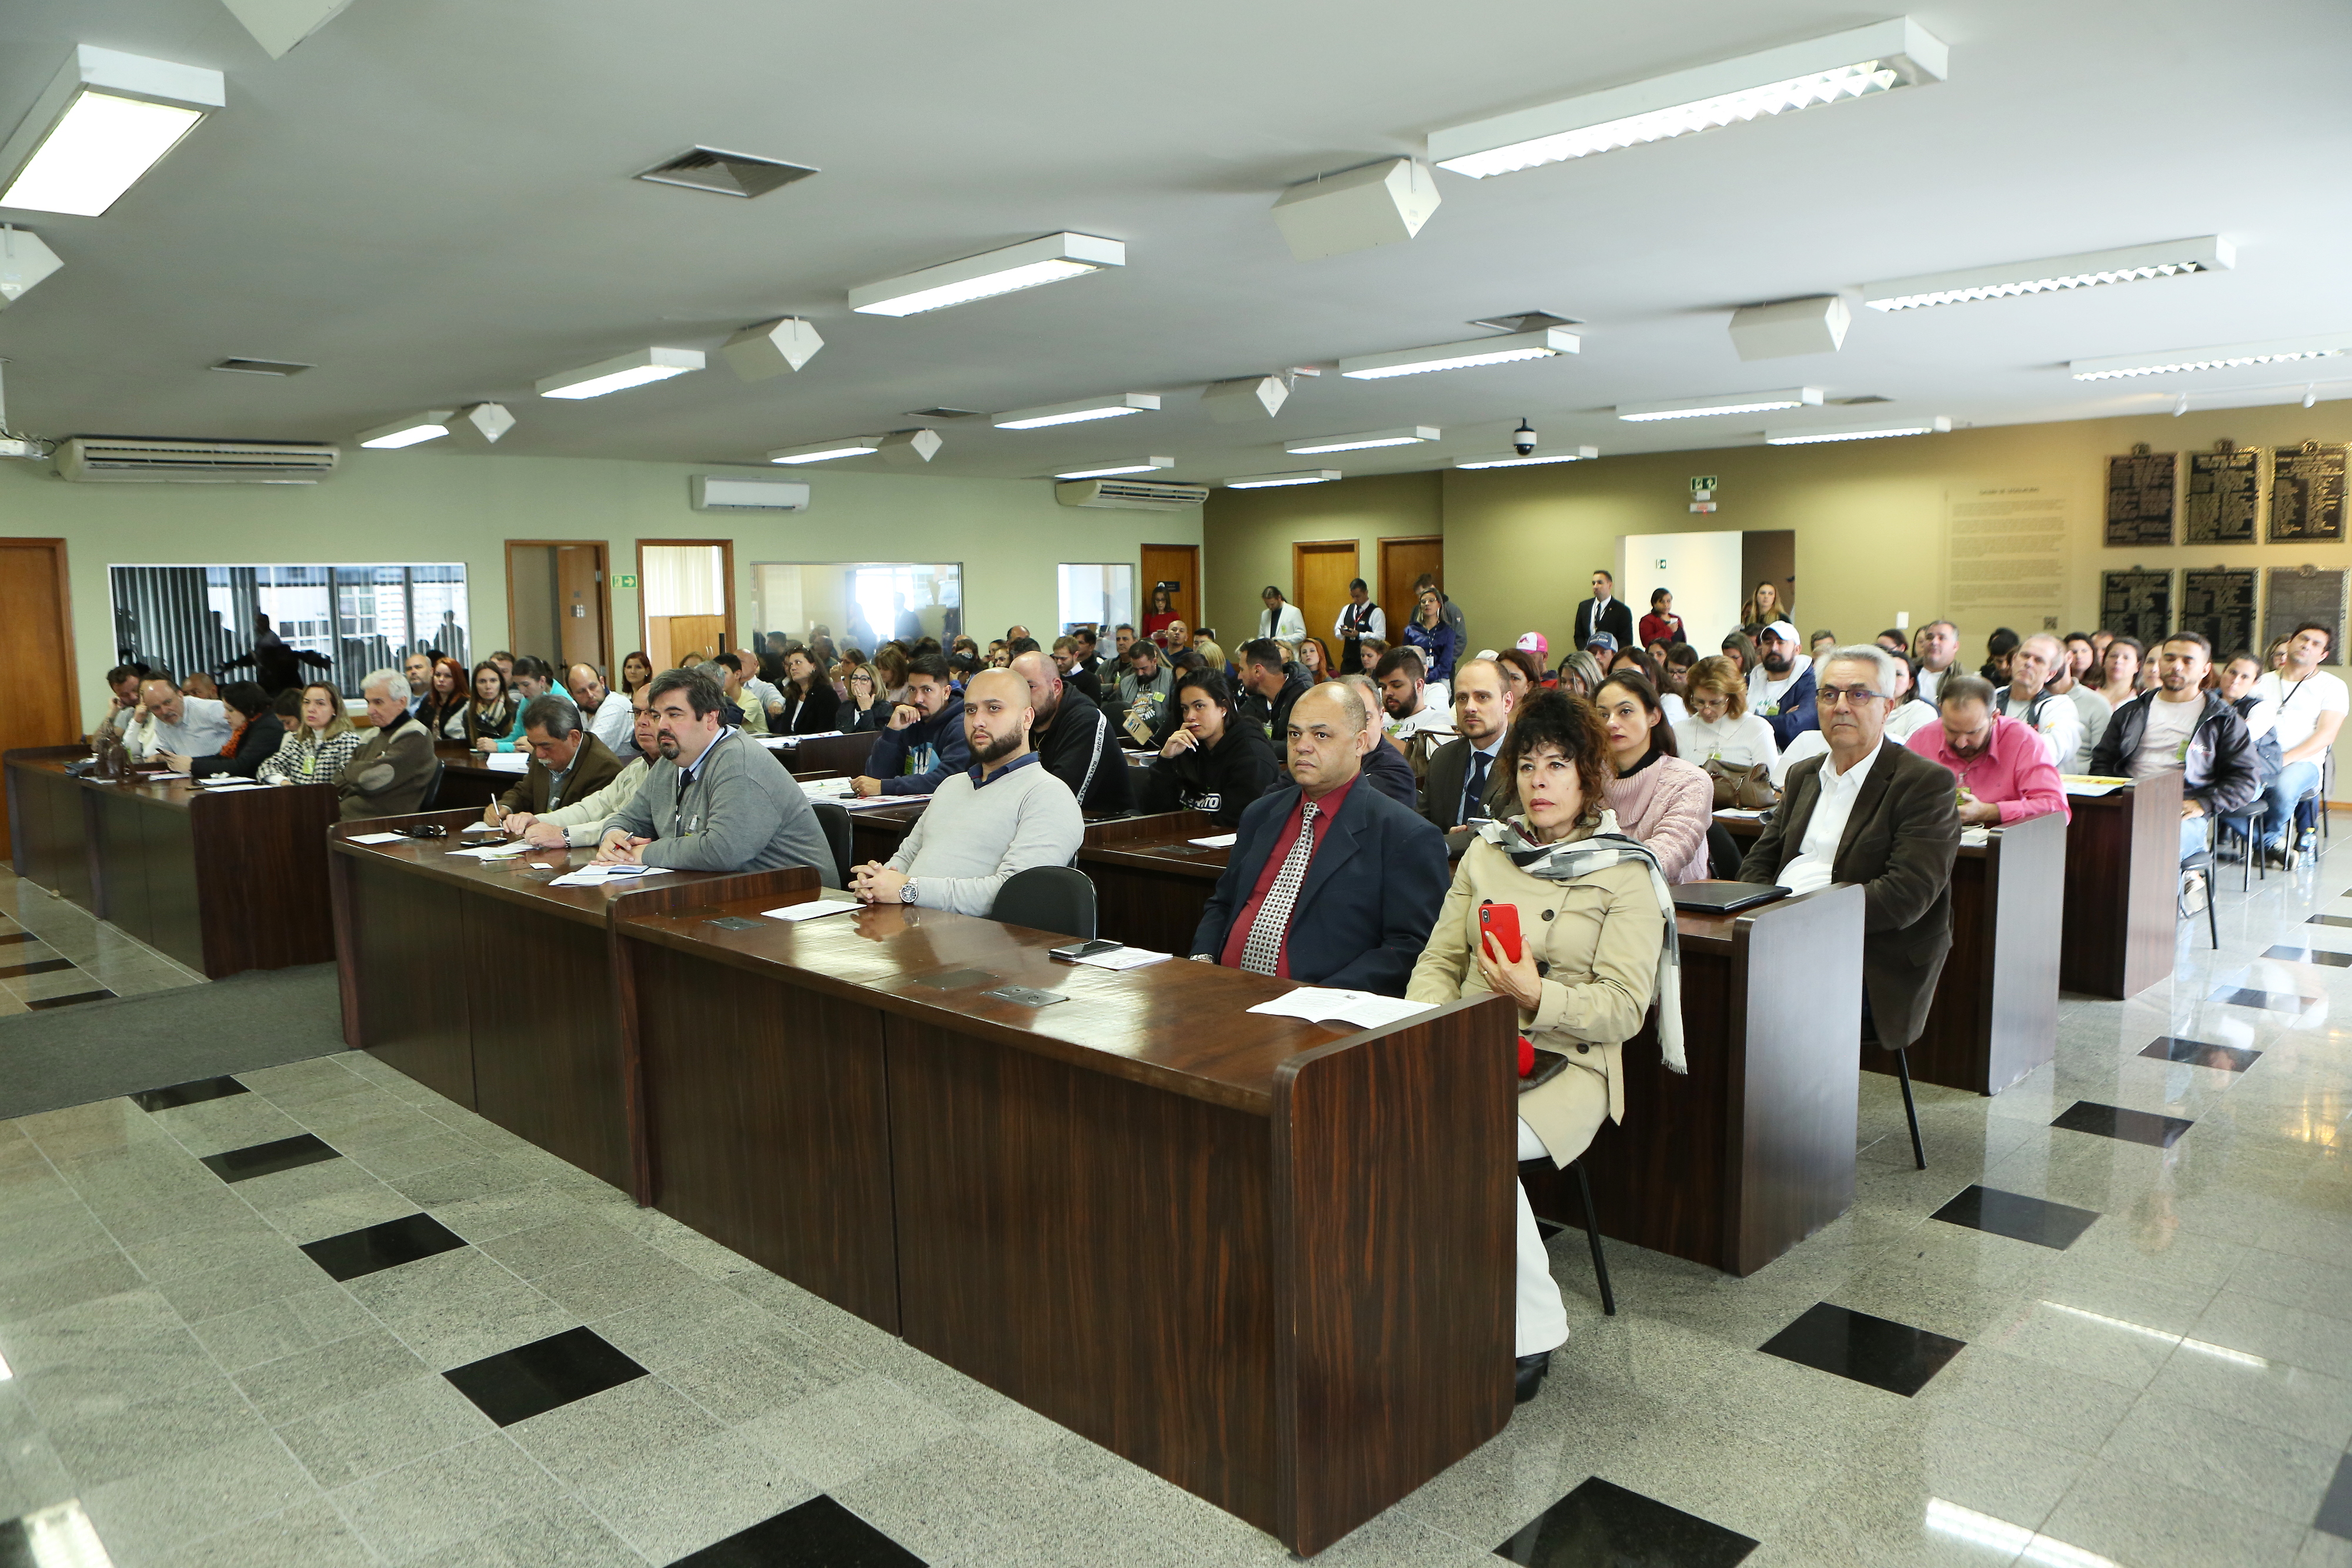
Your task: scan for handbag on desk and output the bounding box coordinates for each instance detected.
[1702,758,1778,810]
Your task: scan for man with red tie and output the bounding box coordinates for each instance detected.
[1190,682,1449,994]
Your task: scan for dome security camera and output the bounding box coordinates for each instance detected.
[1511,419,1537,457]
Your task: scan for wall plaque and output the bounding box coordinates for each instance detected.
[2179,567,2259,661]
[2263,565,2348,666]
[1947,484,2068,616]
[2268,441,2348,543]
[2184,447,2260,543]
[2100,568,2172,647]
[2103,450,2175,546]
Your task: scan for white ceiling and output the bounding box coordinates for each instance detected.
[5,0,2351,484]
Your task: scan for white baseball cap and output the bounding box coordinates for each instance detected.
[1761,620,1799,643]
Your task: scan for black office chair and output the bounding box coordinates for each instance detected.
[1706,824,1743,880]
[1521,1156,1614,1315]
[1858,1014,1926,1171]
[2216,801,2267,891]
[416,759,446,812]
[811,801,853,889]
[991,865,1096,940]
[2180,848,2220,948]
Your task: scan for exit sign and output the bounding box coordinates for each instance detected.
[615,573,639,589]
[1689,476,1718,494]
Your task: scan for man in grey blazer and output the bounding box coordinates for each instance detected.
[595,667,833,875]
[1420,656,1515,846]
[1738,644,1959,1169]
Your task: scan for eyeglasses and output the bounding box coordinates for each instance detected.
[1816,686,1887,708]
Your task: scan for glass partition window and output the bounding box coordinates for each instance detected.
[751,562,963,654]
[1058,564,1132,635]
[110,563,469,695]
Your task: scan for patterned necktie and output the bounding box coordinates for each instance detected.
[1464,748,1491,822]
[1240,801,1321,975]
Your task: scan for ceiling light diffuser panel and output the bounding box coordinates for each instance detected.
[0,46,224,216]
[1456,447,1599,469]
[849,233,1124,317]
[356,413,454,450]
[1225,470,1341,489]
[1338,328,1578,380]
[536,347,704,399]
[769,437,882,464]
[1865,237,2233,310]
[1765,416,1950,444]
[1285,427,1439,455]
[1055,458,1175,480]
[2067,334,2352,382]
[1616,387,1823,421]
[1428,18,1947,179]
[992,393,1158,430]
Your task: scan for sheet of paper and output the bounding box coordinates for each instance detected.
[1960,827,1992,847]
[547,865,671,887]
[347,832,406,844]
[763,899,861,922]
[446,841,534,859]
[1187,833,1238,848]
[1716,807,1768,820]
[843,795,913,811]
[1247,987,1434,1029]
[199,780,261,790]
[143,771,191,781]
[482,753,530,774]
[757,736,793,750]
[1071,946,1171,970]
[2061,781,2121,797]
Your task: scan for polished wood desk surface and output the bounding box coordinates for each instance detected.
[8,751,313,810]
[1081,810,1230,874]
[758,730,878,778]
[329,810,805,915]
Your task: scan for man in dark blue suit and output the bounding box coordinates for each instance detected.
[1190,682,1450,996]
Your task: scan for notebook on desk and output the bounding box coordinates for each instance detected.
[1671,881,1788,915]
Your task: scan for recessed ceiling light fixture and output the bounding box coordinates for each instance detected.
[635,146,817,199]
[356,412,454,450]
[992,393,1158,430]
[209,357,312,376]
[1617,387,1823,422]
[1429,18,1947,179]
[0,46,225,216]
[1285,426,1440,455]
[1865,236,2234,312]
[1339,328,1579,380]
[1766,416,1949,444]
[768,437,882,464]
[2069,334,2352,382]
[536,347,704,400]
[1225,469,1341,489]
[1456,446,1599,469]
[849,233,1124,318]
[1055,457,1175,480]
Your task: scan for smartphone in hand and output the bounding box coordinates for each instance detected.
[1478,901,1523,964]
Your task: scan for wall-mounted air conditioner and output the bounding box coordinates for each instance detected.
[691,474,812,512]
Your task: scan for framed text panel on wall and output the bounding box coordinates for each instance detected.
[2264,566,2349,666]
[2269,442,2348,544]
[2100,569,2172,648]
[2179,567,2260,661]
[2184,447,2261,544]
[2103,451,2175,546]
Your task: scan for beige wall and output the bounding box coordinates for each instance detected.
[0,451,1198,726]
[1202,472,1440,645]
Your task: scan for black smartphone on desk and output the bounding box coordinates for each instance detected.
[1049,939,1121,961]
[1521,1048,1571,1092]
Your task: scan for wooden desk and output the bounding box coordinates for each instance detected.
[1520,885,1865,1277]
[847,800,928,867]
[760,731,878,778]
[614,893,1516,1556]
[326,813,814,1193]
[5,747,338,977]
[1078,810,1224,952]
[430,743,509,812]
[2058,775,2181,999]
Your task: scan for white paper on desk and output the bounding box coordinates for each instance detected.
[800,778,854,797]
[763,899,861,922]
[347,832,406,844]
[1960,827,1992,847]
[1716,807,1767,820]
[143,771,191,781]
[1187,833,1238,848]
[843,794,916,811]
[1071,946,1171,970]
[1248,987,1434,1029]
[446,841,533,859]
[482,753,530,774]
[547,865,671,887]
[199,780,261,790]
[2062,780,2121,797]
[757,735,793,750]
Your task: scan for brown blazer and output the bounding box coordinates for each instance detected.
[1736,738,1960,1048]
[338,717,436,823]
[495,733,624,816]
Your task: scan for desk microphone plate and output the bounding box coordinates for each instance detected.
[983,985,1068,1008]
[916,968,997,990]
[705,917,764,931]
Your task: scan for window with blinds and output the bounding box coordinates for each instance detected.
[108,563,470,696]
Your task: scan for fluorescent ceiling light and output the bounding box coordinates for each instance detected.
[1865,236,2233,311]
[356,412,454,450]
[1055,457,1175,480]
[850,233,1124,317]
[2069,334,2352,382]
[1429,18,1947,179]
[536,347,704,399]
[1339,328,1578,380]
[993,393,1158,430]
[1225,469,1340,489]
[1285,426,1439,455]
[0,46,225,216]
[769,436,881,464]
[1766,416,1949,444]
[1618,387,1822,422]
[1456,446,1599,469]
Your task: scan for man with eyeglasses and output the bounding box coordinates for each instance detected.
[1993,634,2084,772]
[1739,644,1959,1166]
[594,667,832,874]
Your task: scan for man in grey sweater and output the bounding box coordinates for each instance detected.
[851,668,1083,916]
[595,667,831,875]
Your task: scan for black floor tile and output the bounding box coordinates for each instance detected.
[2212,986,2318,1013]
[671,1495,927,1566]
[1929,1185,2101,1251]
[1535,1218,1566,1241]
[2052,1100,2196,1149]
[2317,1453,2352,1541]
[2308,914,2352,929]
[2141,1036,2263,1072]
[301,1212,467,1282]
[1758,1302,1965,1398]
[199,1132,340,1182]
[444,1326,646,1427]
[129,1075,251,1112]
[24,989,113,1011]
[0,930,38,945]
[1495,1476,1758,1566]
[0,957,72,980]
[2265,944,2352,968]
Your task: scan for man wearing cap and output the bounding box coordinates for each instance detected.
[1516,632,1549,665]
[1572,570,1635,653]
[1585,631,1621,662]
[1748,621,1819,748]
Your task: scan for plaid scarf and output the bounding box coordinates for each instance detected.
[1474,808,1686,1073]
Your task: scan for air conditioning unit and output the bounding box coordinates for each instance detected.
[691,474,812,512]
[1055,478,1209,511]
[55,436,340,483]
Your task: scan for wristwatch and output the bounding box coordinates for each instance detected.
[900,878,918,904]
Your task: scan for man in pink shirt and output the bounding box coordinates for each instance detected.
[1906,674,2069,824]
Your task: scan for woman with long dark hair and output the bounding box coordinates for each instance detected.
[620,650,654,696]
[465,661,522,752]
[1592,671,1712,883]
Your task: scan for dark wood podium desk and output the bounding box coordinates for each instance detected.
[5,746,338,977]
[845,799,928,867]
[2058,773,2182,999]
[1077,810,1225,952]
[759,731,878,780]
[429,743,509,813]
[326,811,815,1192]
[614,892,1516,1556]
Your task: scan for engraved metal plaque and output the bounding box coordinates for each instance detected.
[2185,448,2261,543]
[2263,566,2348,665]
[2104,452,2175,546]
[2100,569,2173,647]
[2180,568,2259,661]
[2269,441,2348,543]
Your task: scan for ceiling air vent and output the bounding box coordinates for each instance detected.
[1055,479,1208,512]
[636,147,817,198]
[1826,394,1892,405]
[210,358,312,376]
[56,437,339,484]
[903,407,983,420]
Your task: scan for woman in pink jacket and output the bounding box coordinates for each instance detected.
[1595,671,1715,883]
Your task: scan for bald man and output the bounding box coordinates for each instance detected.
[1011,650,1130,814]
[123,675,232,764]
[1190,683,1450,995]
[851,668,1085,916]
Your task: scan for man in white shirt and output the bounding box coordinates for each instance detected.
[2039,633,2109,771]
[1333,578,1385,674]
[124,676,233,764]
[1993,634,2084,772]
[1375,647,1455,748]
[1257,586,1307,643]
[1913,620,1960,703]
[568,661,636,760]
[1773,653,1936,784]
[2250,621,2349,863]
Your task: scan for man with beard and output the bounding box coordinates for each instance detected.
[2092,630,2260,871]
[1992,634,2084,771]
[594,666,831,874]
[853,668,1084,915]
[1906,675,2067,825]
[1011,650,1128,814]
[1913,619,1960,703]
[1746,621,1819,748]
[1375,647,1455,747]
[1237,638,1311,758]
[1420,656,1514,840]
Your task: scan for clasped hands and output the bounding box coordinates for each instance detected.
[849,861,906,904]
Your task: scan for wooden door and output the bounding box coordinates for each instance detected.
[0,540,79,860]
[637,540,736,666]
[1292,541,1358,659]
[1140,543,1198,634]
[1379,536,1444,637]
[506,540,612,677]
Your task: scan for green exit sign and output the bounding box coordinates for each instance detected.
[615,573,639,589]
[1689,476,1718,493]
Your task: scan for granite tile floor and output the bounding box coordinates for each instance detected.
[3,837,2352,1565]
[0,874,208,1015]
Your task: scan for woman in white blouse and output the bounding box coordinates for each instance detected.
[1672,656,1779,773]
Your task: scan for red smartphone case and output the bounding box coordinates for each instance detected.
[1478,901,1523,964]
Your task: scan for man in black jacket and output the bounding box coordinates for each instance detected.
[1237,639,1309,758]
[1572,569,1635,653]
[2089,630,2259,865]
[1138,669,1279,828]
[1051,636,1104,706]
[1012,651,1130,814]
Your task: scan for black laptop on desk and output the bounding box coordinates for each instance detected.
[1671,881,1788,915]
